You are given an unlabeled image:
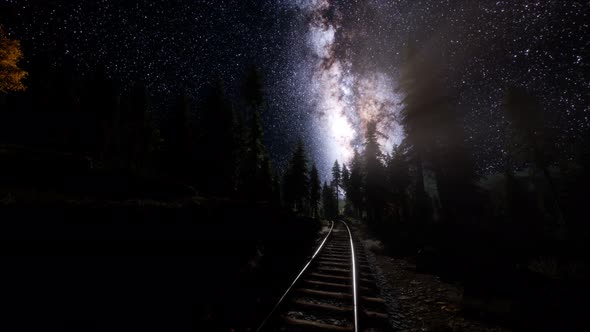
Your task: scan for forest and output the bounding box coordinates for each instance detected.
[1,8,589,330]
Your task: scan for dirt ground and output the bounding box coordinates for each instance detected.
[353,225,510,332]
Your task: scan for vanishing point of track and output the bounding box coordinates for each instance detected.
[257,220,389,331]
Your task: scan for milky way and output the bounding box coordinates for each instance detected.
[281,0,589,177]
[281,0,403,174]
[295,0,402,164]
[2,0,588,179]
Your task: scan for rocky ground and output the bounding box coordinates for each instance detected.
[354,225,510,332]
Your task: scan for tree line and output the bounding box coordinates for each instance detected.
[312,44,590,283]
[2,27,589,270]
[0,47,282,199]
[276,42,590,286]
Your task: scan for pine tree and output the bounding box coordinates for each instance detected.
[387,143,411,223]
[348,149,363,218]
[284,140,310,212]
[341,164,350,194]
[331,160,341,207]
[425,68,478,224]
[233,110,247,192]
[241,110,273,200]
[398,41,442,227]
[363,121,386,225]
[271,174,282,208]
[124,82,151,172]
[322,181,337,219]
[241,65,264,120]
[309,163,321,218]
[80,68,123,167]
[504,86,564,227]
[396,41,483,259]
[260,155,274,200]
[162,93,190,177]
[341,163,352,215]
[196,81,236,196]
[239,66,273,201]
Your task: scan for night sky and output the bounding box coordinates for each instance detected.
[1,0,588,179]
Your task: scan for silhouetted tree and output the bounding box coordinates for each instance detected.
[283,140,310,212]
[241,65,264,120]
[386,143,411,224]
[398,42,443,228]
[363,121,386,225]
[238,66,273,201]
[196,81,236,195]
[80,68,122,165]
[44,59,84,152]
[122,82,152,172]
[560,136,590,241]
[310,163,321,218]
[430,94,480,225]
[161,93,191,177]
[341,163,351,214]
[241,110,273,200]
[322,181,338,219]
[260,155,274,200]
[331,160,341,207]
[271,174,282,208]
[233,110,248,191]
[341,164,350,193]
[347,149,363,218]
[504,86,564,227]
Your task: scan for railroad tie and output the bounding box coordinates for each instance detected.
[281,316,353,331]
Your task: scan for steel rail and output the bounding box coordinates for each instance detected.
[340,220,359,332]
[255,220,335,332]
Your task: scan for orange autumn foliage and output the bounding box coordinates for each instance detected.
[0,26,27,93]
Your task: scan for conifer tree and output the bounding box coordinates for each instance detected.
[331,160,341,206]
[363,121,386,225]
[239,66,273,201]
[241,65,264,120]
[124,82,151,172]
[241,110,273,200]
[322,181,337,219]
[284,140,310,212]
[271,174,282,208]
[504,86,564,226]
[398,41,480,243]
[341,163,351,215]
[309,163,321,218]
[341,164,350,195]
[398,42,440,227]
[348,149,363,218]
[196,81,236,195]
[387,143,411,223]
[162,93,190,177]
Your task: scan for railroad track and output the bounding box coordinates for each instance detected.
[257,220,390,331]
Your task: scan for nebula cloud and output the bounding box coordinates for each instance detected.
[291,0,402,165]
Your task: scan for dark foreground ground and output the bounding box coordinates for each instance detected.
[354,223,589,332]
[0,201,320,331]
[0,149,322,330]
[3,203,588,331]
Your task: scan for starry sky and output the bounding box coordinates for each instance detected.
[1,0,588,179]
